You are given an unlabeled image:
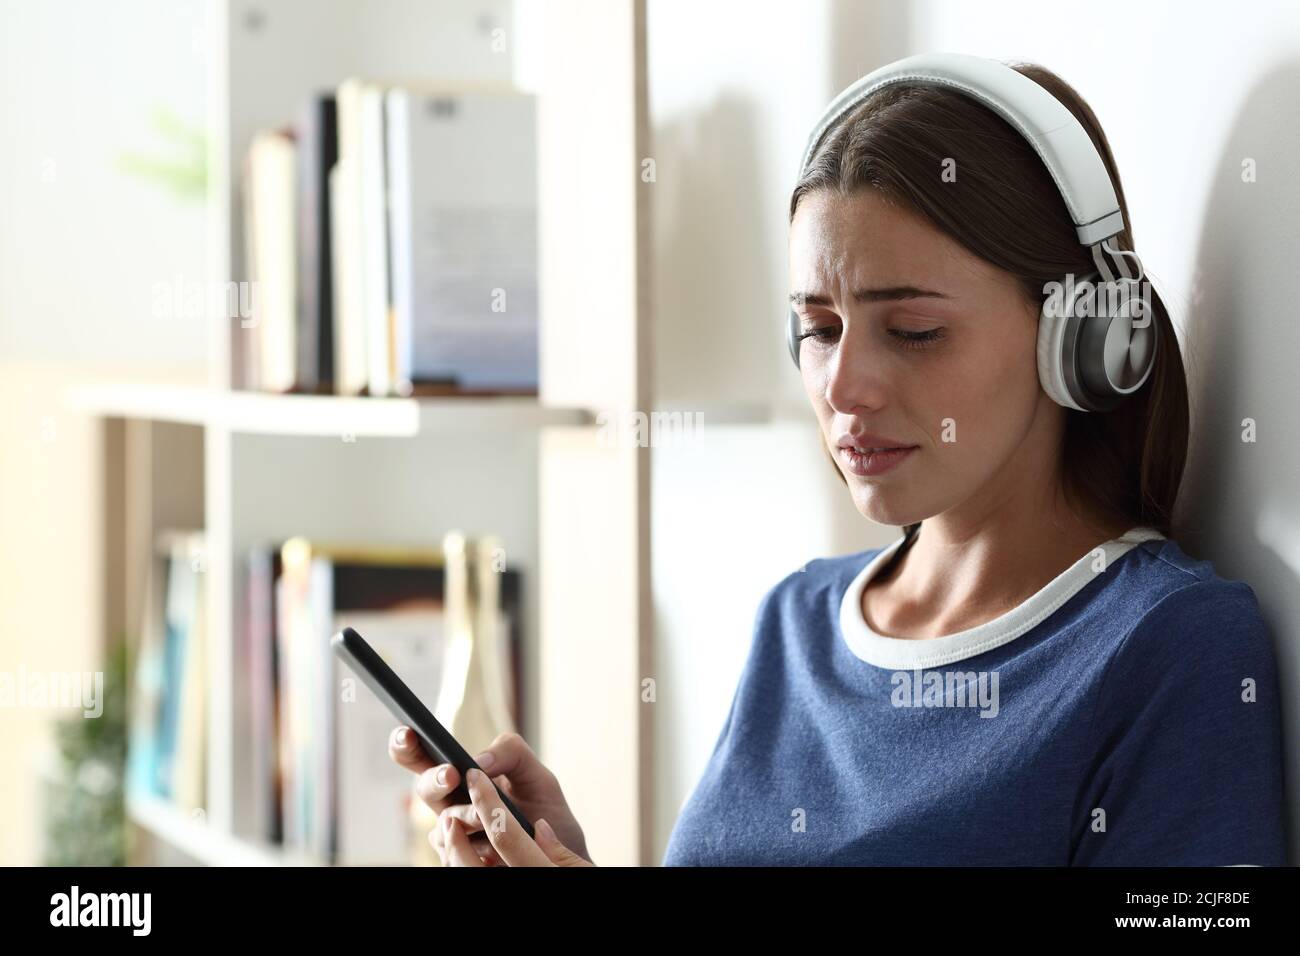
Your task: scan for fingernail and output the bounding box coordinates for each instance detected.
[395,727,408,747]
[474,751,495,771]
[467,767,482,788]
[435,765,448,787]
[536,819,556,843]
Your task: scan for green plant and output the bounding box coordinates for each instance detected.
[43,639,128,866]
[116,105,207,202]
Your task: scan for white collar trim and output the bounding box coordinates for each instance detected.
[838,527,1166,670]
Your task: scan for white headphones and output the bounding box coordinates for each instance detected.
[788,52,1156,413]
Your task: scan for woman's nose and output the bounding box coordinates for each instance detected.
[823,326,891,413]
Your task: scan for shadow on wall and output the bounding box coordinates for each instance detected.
[1176,59,1300,864]
[651,92,773,407]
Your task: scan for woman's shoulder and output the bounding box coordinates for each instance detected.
[1122,535,1266,620]
[743,545,895,646]
[1076,538,1286,866]
[1108,536,1274,678]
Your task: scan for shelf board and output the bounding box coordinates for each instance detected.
[64,381,592,437]
[649,403,772,425]
[127,795,319,867]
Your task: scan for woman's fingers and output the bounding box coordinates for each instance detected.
[442,817,487,867]
[473,732,554,791]
[464,767,553,867]
[432,786,526,839]
[492,773,515,798]
[429,818,502,865]
[532,818,595,867]
[437,801,484,833]
[388,726,436,774]
[413,762,461,811]
[392,727,576,867]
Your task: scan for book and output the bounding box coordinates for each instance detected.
[360,82,396,396]
[385,87,539,391]
[273,542,332,859]
[244,128,298,393]
[330,79,370,395]
[170,540,208,813]
[242,546,282,843]
[125,531,207,814]
[295,94,338,392]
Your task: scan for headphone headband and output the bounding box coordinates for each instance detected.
[800,52,1124,246]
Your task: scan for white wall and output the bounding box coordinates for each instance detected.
[647,0,1300,863]
[0,0,209,368]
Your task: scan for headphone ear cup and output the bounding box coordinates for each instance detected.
[1037,276,1089,411]
[1077,275,1157,403]
[787,309,802,368]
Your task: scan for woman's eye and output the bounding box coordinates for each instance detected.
[796,326,839,343]
[796,326,946,349]
[889,328,946,350]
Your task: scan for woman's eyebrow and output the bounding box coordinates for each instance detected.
[789,286,952,306]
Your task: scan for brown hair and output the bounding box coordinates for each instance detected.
[790,61,1189,541]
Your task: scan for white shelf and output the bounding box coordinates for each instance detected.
[651,402,773,426]
[127,795,320,866]
[64,381,591,436]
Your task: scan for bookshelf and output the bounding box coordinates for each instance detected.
[69,0,662,866]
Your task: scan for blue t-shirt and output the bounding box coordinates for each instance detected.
[662,528,1289,865]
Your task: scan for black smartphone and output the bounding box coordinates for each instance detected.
[330,625,535,841]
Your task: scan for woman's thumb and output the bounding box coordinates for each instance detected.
[535,819,591,867]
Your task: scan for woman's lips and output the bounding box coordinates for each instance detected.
[838,445,918,477]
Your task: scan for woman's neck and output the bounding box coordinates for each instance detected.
[864,493,1131,641]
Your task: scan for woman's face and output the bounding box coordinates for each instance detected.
[788,188,1056,529]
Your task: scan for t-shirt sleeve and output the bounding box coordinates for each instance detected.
[1070,578,1289,865]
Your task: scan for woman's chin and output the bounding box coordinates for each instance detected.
[852,492,922,529]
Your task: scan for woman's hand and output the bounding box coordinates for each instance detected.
[388,728,595,867]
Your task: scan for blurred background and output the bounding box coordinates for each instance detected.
[1,0,1297,866]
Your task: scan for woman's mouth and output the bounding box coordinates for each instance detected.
[838,444,918,477]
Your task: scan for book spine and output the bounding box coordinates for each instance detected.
[386,88,414,397]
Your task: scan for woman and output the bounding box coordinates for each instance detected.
[388,55,1288,866]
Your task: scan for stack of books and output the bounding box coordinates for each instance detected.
[242,80,539,397]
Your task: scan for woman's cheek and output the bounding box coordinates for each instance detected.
[920,351,995,463]
[964,331,1024,405]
